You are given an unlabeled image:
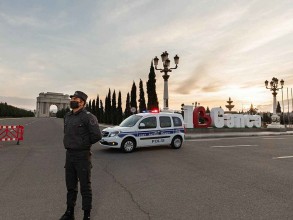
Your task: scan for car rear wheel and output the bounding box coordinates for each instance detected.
[171,136,183,149]
[121,138,136,153]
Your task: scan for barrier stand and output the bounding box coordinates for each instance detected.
[0,125,24,145]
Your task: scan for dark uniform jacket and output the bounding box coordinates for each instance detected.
[63,108,102,150]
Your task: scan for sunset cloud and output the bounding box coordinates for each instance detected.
[0,0,292,111]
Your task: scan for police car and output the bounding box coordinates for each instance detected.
[99,111,185,153]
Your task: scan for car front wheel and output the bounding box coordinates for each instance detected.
[121,138,136,153]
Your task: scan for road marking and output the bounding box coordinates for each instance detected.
[186,135,293,142]
[273,156,293,159]
[211,145,258,148]
[186,138,227,142]
[262,138,285,140]
[186,137,248,141]
[24,120,39,126]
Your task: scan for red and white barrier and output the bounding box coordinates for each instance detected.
[0,125,24,145]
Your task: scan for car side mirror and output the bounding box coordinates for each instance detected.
[139,123,146,129]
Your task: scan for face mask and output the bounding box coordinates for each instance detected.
[70,101,80,109]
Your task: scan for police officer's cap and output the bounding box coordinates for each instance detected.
[70,91,88,102]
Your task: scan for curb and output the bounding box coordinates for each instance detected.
[185,131,293,140]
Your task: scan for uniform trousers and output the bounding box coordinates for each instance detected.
[65,150,92,210]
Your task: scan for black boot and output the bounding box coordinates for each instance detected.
[83,210,91,220]
[59,207,75,220]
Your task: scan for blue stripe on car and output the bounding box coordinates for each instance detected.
[117,128,184,138]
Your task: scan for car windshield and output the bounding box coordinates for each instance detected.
[119,115,143,127]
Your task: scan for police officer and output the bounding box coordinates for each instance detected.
[60,91,102,220]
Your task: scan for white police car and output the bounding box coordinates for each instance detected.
[99,111,185,153]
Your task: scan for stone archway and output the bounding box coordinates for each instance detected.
[36,92,70,117]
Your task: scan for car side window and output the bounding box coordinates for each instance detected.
[160,116,172,128]
[172,116,182,127]
[139,117,157,129]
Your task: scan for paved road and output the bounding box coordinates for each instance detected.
[1,117,293,220]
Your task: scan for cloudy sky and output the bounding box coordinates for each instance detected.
[0,0,293,112]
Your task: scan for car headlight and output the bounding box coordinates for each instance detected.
[109,131,120,137]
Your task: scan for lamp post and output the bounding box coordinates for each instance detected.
[153,51,179,110]
[265,77,285,128]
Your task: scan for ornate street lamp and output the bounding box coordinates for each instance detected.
[153,51,179,110]
[264,77,284,128]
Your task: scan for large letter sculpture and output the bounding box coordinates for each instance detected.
[244,115,254,128]
[244,115,261,128]
[210,107,225,128]
[253,115,261,128]
[224,114,234,128]
[184,106,262,129]
[183,105,194,128]
[193,106,211,128]
[234,114,245,128]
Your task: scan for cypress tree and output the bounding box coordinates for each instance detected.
[124,92,131,118]
[138,79,147,113]
[96,95,100,120]
[112,90,117,125]
[130,81,137,114]
[88,99,92,113]
[104,96,108,123]
[92,99,96,116]
[117,91,123,124]
[147,61,159,109]
[106,89,112,124]
[100,100,104,123]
